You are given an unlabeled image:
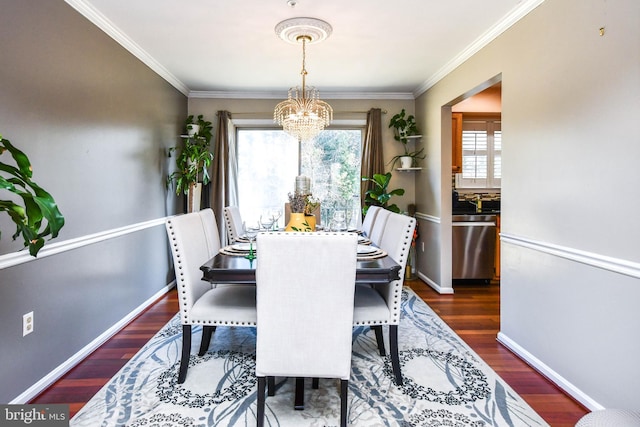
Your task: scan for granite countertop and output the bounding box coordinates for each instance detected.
[452,199,500,215]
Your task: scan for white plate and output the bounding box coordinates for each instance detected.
[231,243,251,251]
[357,245,377,254]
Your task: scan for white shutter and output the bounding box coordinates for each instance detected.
[456,119,501,189]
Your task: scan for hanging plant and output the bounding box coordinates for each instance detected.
[1,134,65,256]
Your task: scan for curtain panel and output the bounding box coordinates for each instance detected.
[206,110,238,245]
[360,108,384,211]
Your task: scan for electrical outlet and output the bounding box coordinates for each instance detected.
[23,312,34,336]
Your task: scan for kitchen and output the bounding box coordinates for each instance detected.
[451,83,501,284]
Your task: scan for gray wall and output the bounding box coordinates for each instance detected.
[0,1,185,402]
[414,0,639,409]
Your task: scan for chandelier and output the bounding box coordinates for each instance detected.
[274,18,333,141]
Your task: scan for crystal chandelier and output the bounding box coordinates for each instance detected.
[274,18,333,141]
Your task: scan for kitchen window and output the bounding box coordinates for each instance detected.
[456,119,501,189]
[236,128,362,227]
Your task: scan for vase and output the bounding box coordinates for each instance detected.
[285,212,313,232]
[305,214,316,231]
[400,156,413,169]
[187,182,202,213]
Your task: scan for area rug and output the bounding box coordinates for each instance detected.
[71,288,548,426]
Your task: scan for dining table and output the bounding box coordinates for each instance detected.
[200,250,401,285]
[199,243,401,410]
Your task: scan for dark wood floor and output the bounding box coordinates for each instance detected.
[31,279,588,425]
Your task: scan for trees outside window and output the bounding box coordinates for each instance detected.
[237,129,362,228]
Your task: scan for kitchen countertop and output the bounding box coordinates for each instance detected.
[453,209,500,215]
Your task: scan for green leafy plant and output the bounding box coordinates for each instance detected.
[167,115,214,196]
[1,134,65,256]
[387,147,426,169]
[362,172,405,215]
[388,109,425,169]
[389,108,419,146]
[184,114,213,143]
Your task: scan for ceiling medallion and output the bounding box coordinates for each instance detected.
[274,18,333,141]
[275,17,332,44]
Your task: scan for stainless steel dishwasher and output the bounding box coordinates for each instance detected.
[452,214,497,281]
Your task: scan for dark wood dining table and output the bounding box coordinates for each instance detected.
[200,252,401,285]
[199,250,401,410]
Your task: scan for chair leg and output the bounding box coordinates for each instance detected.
[198,325,216,356]
[178,325,192,384]
[257,376,266,427]
[389,325,403,385]
[340,379,348,427]
[373,325,386,356]
[267,377,275,396]
[294,377,305,410]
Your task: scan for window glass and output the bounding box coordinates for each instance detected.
[236,129,362,228]
[457,119,501,189]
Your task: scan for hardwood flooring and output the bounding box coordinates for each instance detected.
[31,280,588,425]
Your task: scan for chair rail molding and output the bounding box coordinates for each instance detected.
[415,212,440,224]
[0,217,167,271]
[500,232,640,279]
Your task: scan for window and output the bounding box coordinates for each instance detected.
[456,119,501,189]
[236,129,362,228]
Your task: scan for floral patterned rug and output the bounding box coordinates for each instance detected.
[71,288,548,426]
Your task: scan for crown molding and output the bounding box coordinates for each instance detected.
[64,0,190,96]
[66,0,544,101]
[189,90,415,100]
[413,0,546,97]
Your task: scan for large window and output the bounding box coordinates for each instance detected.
[457,119,501,189]
[236,129,362,228]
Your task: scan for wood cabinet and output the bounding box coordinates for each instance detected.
[451,112,463,172]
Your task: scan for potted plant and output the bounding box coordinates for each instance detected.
[184,114,213,142]
[362,172,404,215]
[388,109,425,169]
[167,115,214,212]
[286,192,314,232]
[1,134,65,256]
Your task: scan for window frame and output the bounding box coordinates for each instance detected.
[233,123,365,227]
[455,116,501,190]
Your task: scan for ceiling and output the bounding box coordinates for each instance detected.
[67,0,541,98]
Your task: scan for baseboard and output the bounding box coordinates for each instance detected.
[10,282,176,404]
[496,331,604,411]
[416,271,454,294]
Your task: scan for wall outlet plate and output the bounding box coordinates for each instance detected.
[23,311,34,336]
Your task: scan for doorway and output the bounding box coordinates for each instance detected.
[448,77,502,286]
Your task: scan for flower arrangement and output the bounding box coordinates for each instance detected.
[288,192,307,213]
[304,195,320,216]
[288,192,319,215]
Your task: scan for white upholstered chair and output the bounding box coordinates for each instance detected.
[165,208,257,384]
[223,206,245,243]
[353,211,416,385]
[368,207,391,246]
[255,232,358,427]
[361,205,382,238]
